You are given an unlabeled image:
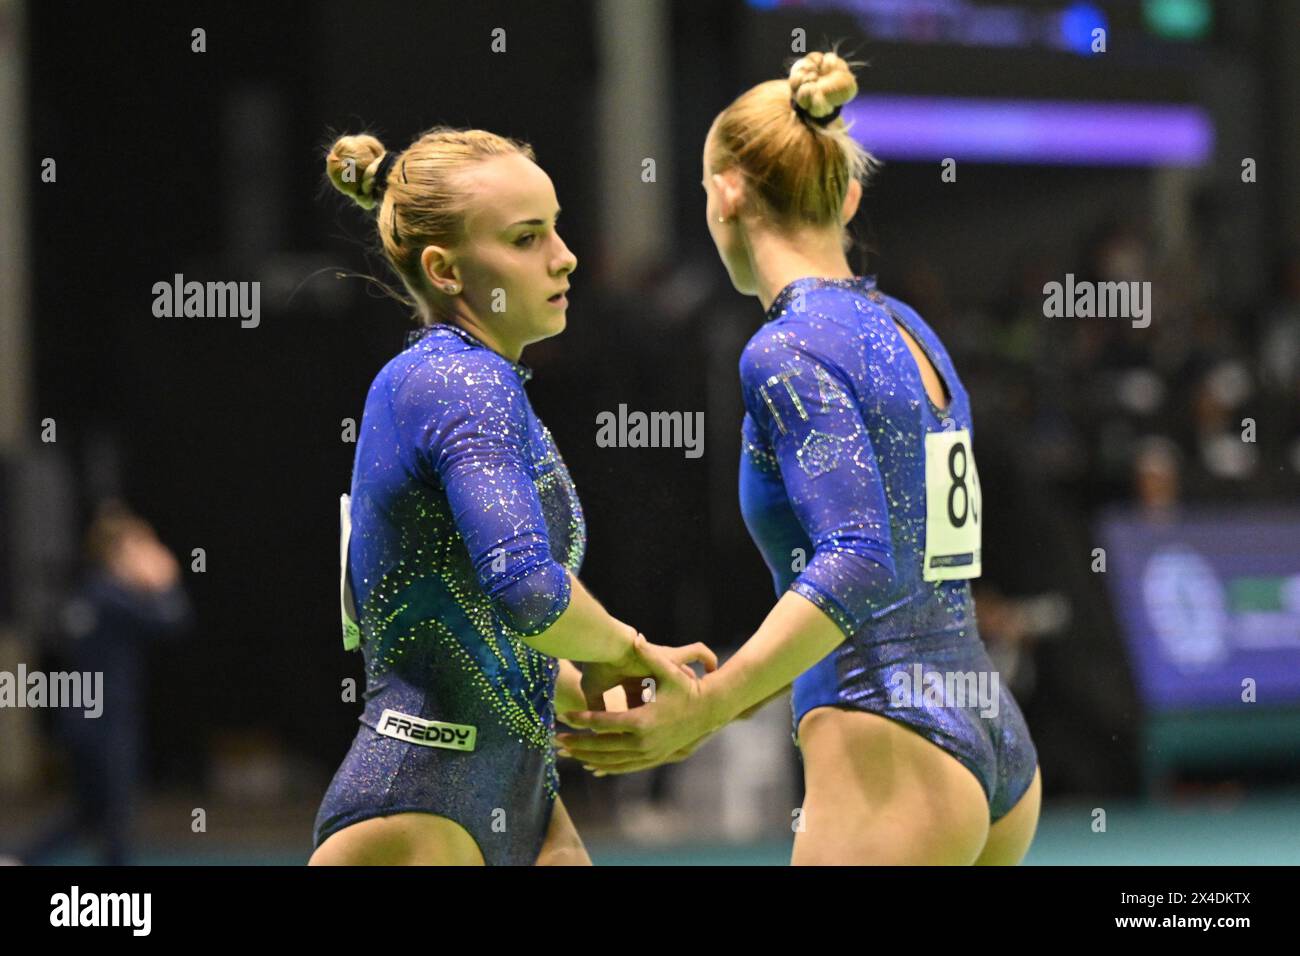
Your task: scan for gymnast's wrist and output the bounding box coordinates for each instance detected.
[608,624,641,669]
[700,667,747,731]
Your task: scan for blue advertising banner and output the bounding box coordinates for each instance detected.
[1097,508,1300,712]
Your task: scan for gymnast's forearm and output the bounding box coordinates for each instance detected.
[519,571,637,665]
[554,659,587,713]
[735,684,791,720]
[703,590,844,729]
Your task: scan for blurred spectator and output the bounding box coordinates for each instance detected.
[1257,248,1300,395]
[12,501,193,865]
[1258,248,1300,487]
[1133,435,1183,518]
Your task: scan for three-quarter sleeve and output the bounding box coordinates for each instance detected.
[740,321,899,636]
[390,351,571,636]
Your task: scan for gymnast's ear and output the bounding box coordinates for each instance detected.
[841,177,862,224]
[420,244,460,288]
[711,168,745,220]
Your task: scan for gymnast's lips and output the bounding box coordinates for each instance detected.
[547,287,569,306]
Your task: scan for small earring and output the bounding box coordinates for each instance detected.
[717,216,727,223]
[445,283,460,294]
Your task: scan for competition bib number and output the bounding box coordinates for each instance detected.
[339,493,361,650]
[923,429,982,581]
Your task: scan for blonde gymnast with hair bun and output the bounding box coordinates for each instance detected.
[559,52,1043,866]
[310,127,715,866]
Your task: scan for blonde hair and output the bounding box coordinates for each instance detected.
[708,51,877,228]
[324,127,536,325]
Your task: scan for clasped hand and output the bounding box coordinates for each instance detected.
[556,634,720,776]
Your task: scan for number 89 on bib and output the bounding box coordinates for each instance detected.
[923,429,982,581]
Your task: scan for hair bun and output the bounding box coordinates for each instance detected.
[788,51,858,121]
[325,133,389,211]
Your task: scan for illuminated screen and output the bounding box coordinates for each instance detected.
[1097,509,1300,713]
[841,96,1212,166]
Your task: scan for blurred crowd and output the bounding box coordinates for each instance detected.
[898,227,1300,514]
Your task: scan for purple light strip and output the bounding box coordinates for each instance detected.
[842,96,1214,166]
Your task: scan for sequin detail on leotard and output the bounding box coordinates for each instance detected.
[314,323,586,863]
[737,276,1038,822]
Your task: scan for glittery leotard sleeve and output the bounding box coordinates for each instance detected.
[736,281,1040,816]
[390,349,572,636]
[317,325,585,863]
[740,318,898,636]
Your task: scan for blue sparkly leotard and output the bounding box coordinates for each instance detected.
[314,322,585,864]
[738,276,1037,822]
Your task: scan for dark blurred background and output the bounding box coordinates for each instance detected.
[2,0,1299,863]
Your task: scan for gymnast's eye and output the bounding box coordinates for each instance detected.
[514,233,537,247]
